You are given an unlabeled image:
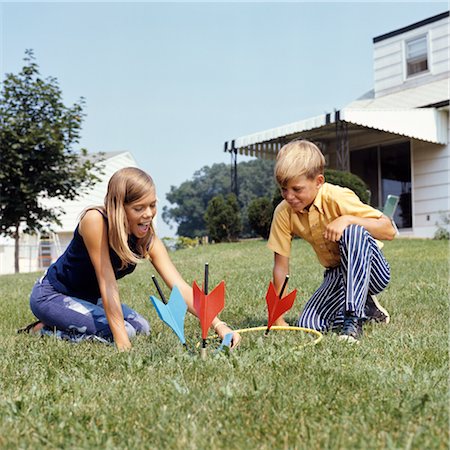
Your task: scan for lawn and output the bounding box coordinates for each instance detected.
[0,239,448,449]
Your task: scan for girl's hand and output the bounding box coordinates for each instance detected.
[214,322,241,349]
[115,337,132,352]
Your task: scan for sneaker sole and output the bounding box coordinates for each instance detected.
[369,295,390,324]
[338,335,360,344]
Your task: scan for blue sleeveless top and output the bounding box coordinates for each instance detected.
[46,212,139,303]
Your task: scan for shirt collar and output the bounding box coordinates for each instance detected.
[298,184,325,215]
[313,184,325,214]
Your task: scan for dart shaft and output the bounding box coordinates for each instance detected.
[204,263,209,295]
[279,275,289,298]
[201,338,207,360]
[152,275,167,304]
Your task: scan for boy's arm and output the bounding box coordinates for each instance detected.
[273,252,290,293]
[324,214,396,242]
[273,252,290,326]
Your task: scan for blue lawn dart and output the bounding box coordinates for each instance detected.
[150,275,187,346]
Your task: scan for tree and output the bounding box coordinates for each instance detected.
[163,159,275,237]
[0,50,100,272]
[163,163,230,238]
[204,194,241,243]
[248,196,273,239]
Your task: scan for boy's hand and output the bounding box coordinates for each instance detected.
[324,216,351,242]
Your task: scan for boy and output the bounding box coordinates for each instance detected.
[268,140,396,342]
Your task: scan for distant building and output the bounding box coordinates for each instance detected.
[0,151,140,274]
[224,11,449,238]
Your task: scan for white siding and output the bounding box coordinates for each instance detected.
[374,16,450,97]
[412,138,450,238]
[43,152,138,233]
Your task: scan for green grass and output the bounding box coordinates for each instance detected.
[0,239,448,449]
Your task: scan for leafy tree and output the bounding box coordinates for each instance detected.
[0,50,100,272]
[204,193,241,243]
[163,163,229,237]
[163,159,275,237]
[248,196,273,239]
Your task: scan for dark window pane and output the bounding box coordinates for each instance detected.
[351,142,412,229]
[380,142,412,228]
[350,147,379,207]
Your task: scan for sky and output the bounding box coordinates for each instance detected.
[0,1,447,237]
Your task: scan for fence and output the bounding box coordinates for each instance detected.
[0,243,57,275]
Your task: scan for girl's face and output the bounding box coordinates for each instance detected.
[280,174,324,213]
[124,189,157,238]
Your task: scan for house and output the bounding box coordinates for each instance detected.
[0,151,139,274]
[224,11,449,238]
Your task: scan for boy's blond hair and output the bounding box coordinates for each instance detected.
[275,140,325,186]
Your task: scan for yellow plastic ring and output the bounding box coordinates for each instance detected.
[210,325,323,347]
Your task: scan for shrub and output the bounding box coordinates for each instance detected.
[324,169,369,203]
[204,194,242,243]
[434,212,450,240]
[161,236,200,251]
[247,197,273,239]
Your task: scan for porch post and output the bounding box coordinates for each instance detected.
[231,140,238,197]
[224,140,238,197]
[335,111,350,172]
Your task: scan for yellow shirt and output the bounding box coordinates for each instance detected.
[267,183,383,268]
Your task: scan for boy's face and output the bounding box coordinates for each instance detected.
[280,174,324,213]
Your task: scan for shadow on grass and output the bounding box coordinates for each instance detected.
[234,315,300,329]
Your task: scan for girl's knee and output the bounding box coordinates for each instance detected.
[124,316,150,337]
[136,318,150,336]
[124,322,137,339]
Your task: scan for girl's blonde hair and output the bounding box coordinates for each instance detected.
[104,167,155,266]
[275,140,325,187]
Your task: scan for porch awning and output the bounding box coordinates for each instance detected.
[224,108,448,158]
[339,108,448,145]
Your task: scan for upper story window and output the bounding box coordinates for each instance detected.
[405,34,429,77]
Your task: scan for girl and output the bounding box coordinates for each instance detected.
[27,167,240,350]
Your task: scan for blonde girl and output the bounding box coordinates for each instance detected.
[28,167,240,350]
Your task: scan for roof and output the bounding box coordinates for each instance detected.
[225,107,447,158]
[225,75,449,158]
[346,78,449,110]
[373,11,449,43]
[339,108,448,145]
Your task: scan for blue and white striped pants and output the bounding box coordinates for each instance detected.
[298,225,391,332]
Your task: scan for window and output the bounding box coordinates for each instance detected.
[406,34,428,77]
[350,142,412,229]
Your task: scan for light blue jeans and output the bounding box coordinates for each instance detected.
[29,276,150,343]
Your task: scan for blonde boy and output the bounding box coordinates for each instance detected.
[268,140,396,342]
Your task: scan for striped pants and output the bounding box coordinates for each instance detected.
[298,224,391,332]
